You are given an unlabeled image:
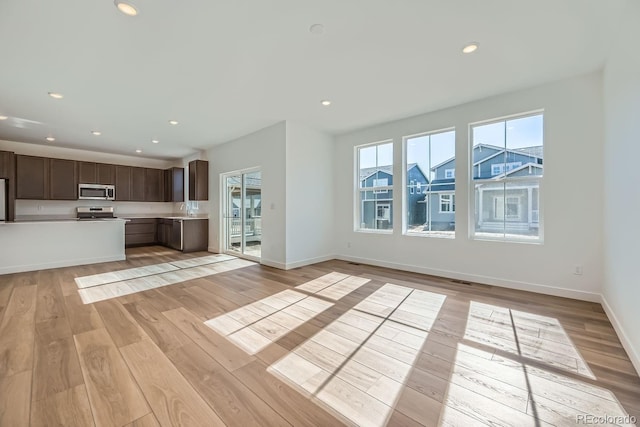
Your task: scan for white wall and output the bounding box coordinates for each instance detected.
[285,122,334,267]
[603,0,640,373]
[206,122,287,267]
[334,72,605,301]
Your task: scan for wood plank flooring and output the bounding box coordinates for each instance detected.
[0,245,638,426]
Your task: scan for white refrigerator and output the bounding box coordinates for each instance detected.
[0,179,6,221]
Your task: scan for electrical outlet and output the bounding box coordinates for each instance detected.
[574,265,583,275]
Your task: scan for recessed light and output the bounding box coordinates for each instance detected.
[45,136,55,142]
[135,149,142,153]
[168,120,179,125]
[309,24,324,35]
[91,131,101,136]
[0,115,8,120]
[462,42,479,54]
[48,92,64,99]
[321,100,331,106]
[152,139,159,144]
[114,0,138,16]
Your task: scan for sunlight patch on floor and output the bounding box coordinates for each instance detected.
[267,283,446,427]
[76,256,254,304]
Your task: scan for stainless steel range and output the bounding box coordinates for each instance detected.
[76,206,116,220]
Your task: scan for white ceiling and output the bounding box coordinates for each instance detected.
[0,0,629,160]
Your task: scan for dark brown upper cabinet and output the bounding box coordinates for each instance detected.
[131,167,146,201]
[164,167,184,202]
[16,155,48,199]
[16,155,77,200]
[188,160,208,201]
[115,165,132,201]
[0,150,15,179]
[79,162,116,185]
[49,158,77,200]
[145,168,164,202]
[97,163,115,185]
[78,161,97,184]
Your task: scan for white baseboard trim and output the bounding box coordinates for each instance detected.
[335,254,602,303]
[260,258,287,270]
[600,295,640,376]
[284,254,335,270]
[0,255,126,275]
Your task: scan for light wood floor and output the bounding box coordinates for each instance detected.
[0,246,638,426]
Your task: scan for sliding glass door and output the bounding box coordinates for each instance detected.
[223,169,262,260]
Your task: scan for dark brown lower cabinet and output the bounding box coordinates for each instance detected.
[182,219,208,252]
[124,218,158,247]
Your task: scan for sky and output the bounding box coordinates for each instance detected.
[359,114,543,179]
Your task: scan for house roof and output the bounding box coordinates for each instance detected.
[430,144,543,171]
[360,163,427,182]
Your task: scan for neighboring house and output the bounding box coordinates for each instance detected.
[360,163,428,229]
[423,144,543,234]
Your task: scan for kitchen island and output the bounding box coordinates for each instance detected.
[0,217,127,275]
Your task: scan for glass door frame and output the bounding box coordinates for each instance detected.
[221,167,262,262]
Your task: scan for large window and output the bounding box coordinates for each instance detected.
[357,141,393,231]
[471,112,543,241]
[404,129,456,237]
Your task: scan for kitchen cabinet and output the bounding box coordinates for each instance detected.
[124,218,158,247]
[131,167,146,201]
[49,158,77,200]
[188,160,208,201]
[182,219,208,252]
[170,220,183,250]
[164,167,184,202]
[115,165,132,201]
[16,155,78,200]
[0,150,14,179]
[79,162,116,185]
[97,163,115,185]
[78,162,97,184]
[16,155,47,199]
[145,168,164,202]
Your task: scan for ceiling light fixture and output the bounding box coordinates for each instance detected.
[168,120,178,125]
[45,136,55,142]
[321,100,331,106]
[309,24,324,35]
[48,92,64,99]
[114,0,138,16]
[135,149,142,153]
[91,131,101,136]
[462,42,479,54]
[152,139,159,144]
[0,115,8,120]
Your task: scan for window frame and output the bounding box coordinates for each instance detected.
[444,168,455,179]
[402,127,456,238]
[355,140,394,233]
[469,111,544,243]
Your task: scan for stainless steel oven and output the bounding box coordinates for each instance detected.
[78,183,115,200]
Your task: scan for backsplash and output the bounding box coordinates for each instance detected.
[17,200,178,217]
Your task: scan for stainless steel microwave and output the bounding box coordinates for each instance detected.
[78,183,116,200]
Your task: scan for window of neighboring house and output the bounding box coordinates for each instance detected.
[491,162,522,176]
[373,178,389,194]
[356,141,394,232]
[404,128,456,237]
[439,194,455,213]
[472,112,543,241]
